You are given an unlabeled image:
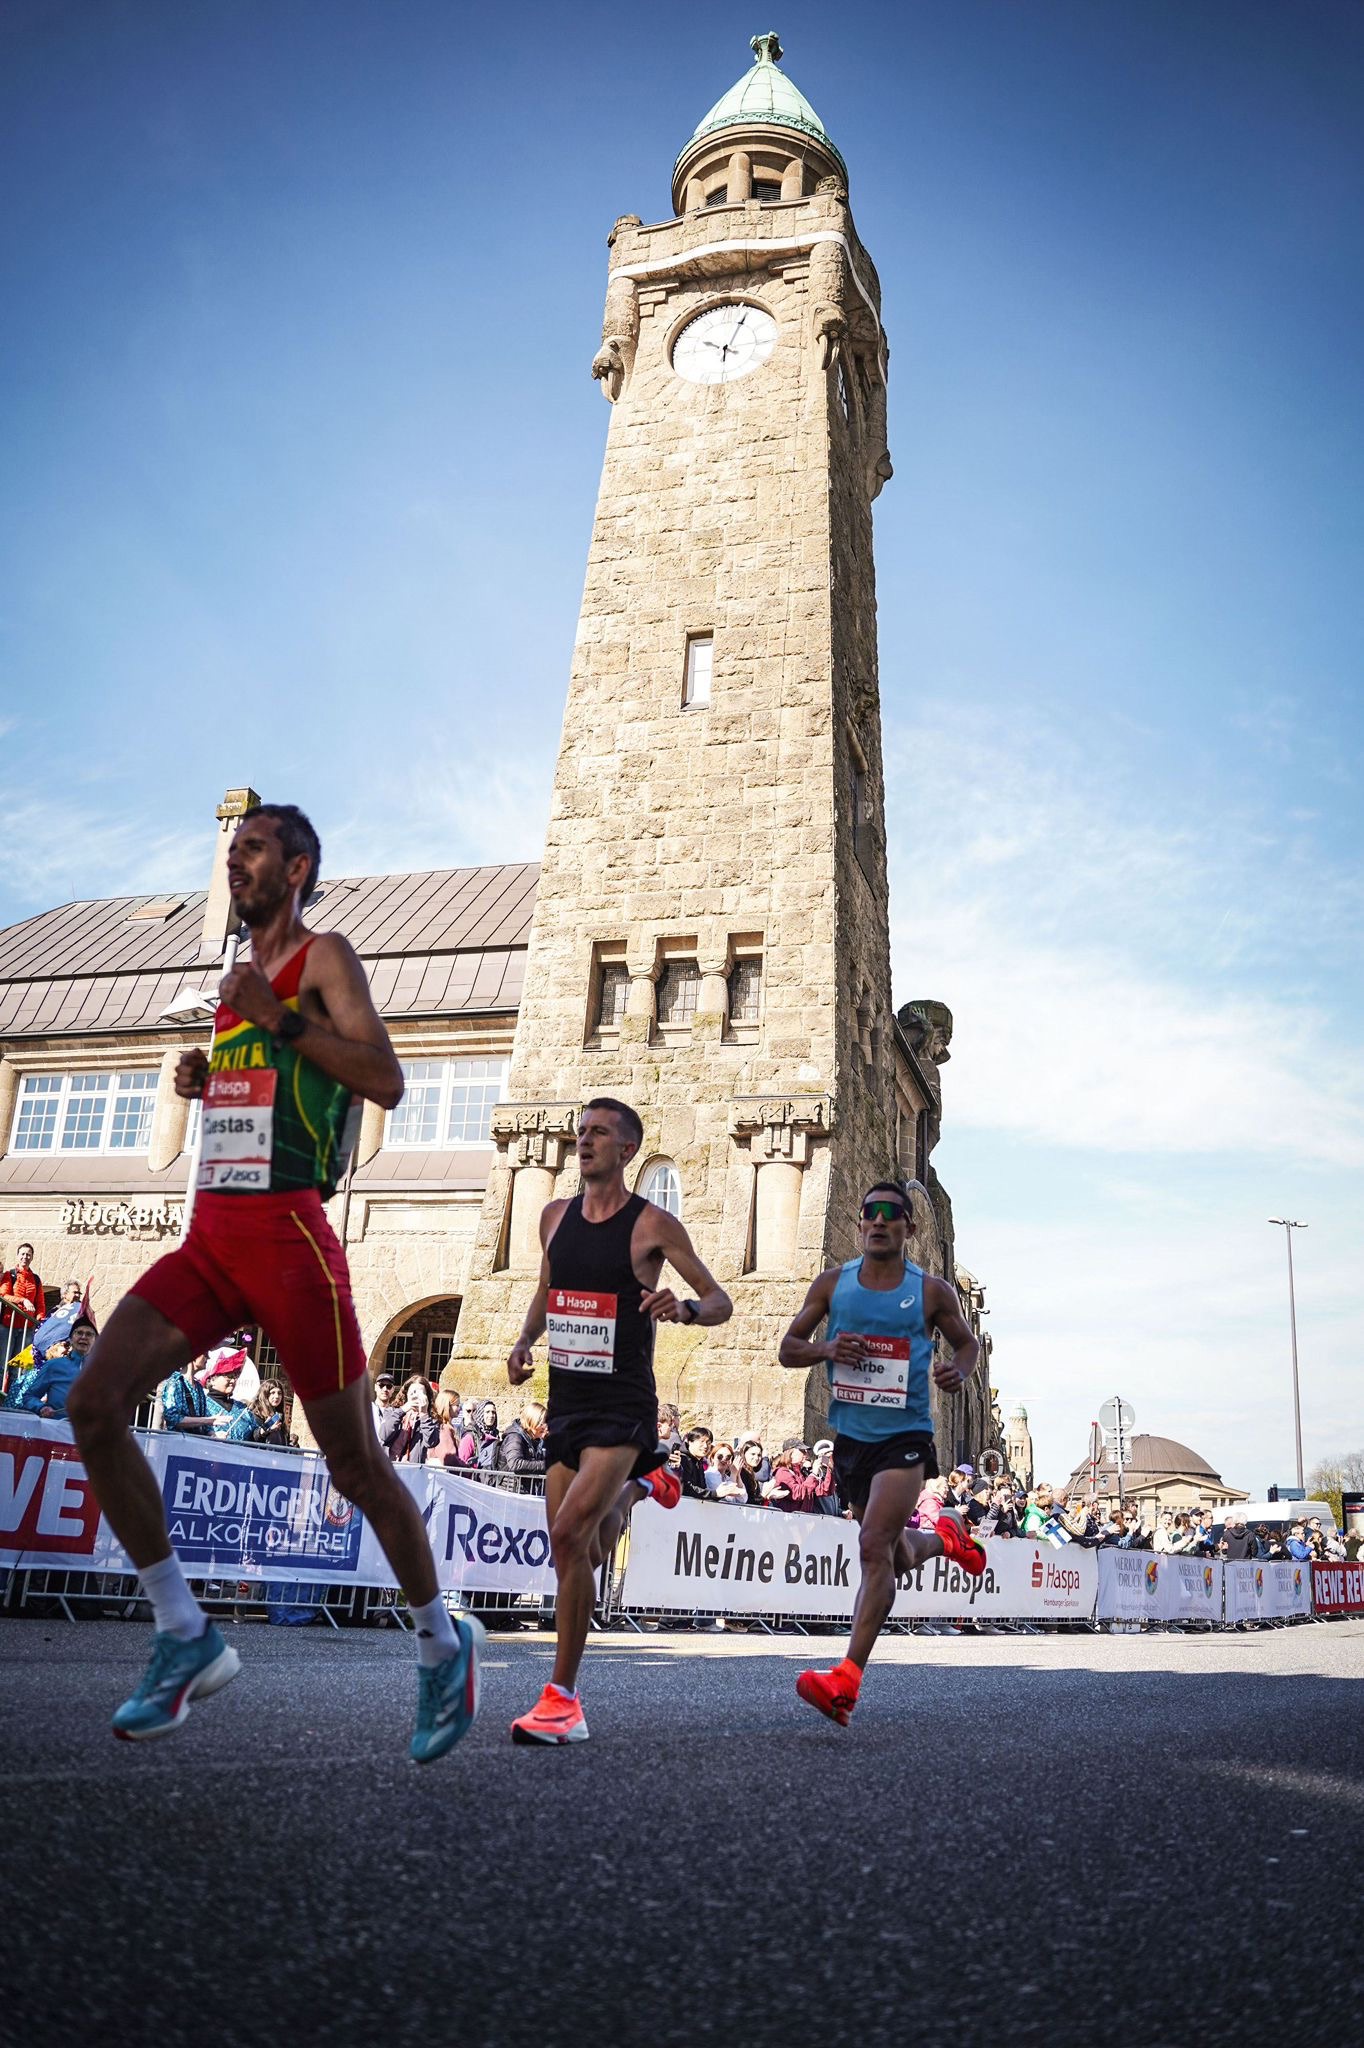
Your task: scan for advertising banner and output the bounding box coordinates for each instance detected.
[1224,1560,1312,1623]
[1096,1547,1163,1621]
[0,1413,555,1597]
[0,1416,126,1572]
[1158,1554,1224,1624]
[396,1465,555,1598]
[1309,1560,1364,1617]
[621,1500,1097,1620]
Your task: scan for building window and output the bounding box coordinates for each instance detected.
[836,359,851,421]
[252,1330,281,1372]
[426,1332,457,1379]
[10,1070,157,1155]
[385,1059,507,1149]
[704,185,728,207]
[683,634,713,708]
[656,961,700,1029]
[728,957,762,1026]
[597,963,629,1033]
[640,1160,681,1217]
[751,179,782,201]
[385,1332,415,1380]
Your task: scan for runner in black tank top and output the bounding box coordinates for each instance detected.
[544,1189,657,1441]
[506,1096,732,1745]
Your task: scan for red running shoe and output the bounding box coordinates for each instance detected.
[796,1665,859,1727]
[642,1464,681,1510]
[936,1508,987,1578]
[511,1685,589,1745]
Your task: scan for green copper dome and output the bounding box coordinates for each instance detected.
[679,32,847,180]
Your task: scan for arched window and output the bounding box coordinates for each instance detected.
[640,1159,681,1218]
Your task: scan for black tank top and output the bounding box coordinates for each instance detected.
[545,1191,655,1418]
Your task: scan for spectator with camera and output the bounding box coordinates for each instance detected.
[388,1376,440,1464]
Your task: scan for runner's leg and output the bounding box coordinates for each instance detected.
[547,1444,642,1691]
[67,1296,204,1570]
[301,1378,441,1609]
[847,1465,927,1669]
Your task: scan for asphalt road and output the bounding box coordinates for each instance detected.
[3,1614,1362,2047]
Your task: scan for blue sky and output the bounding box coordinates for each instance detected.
[2,0,1360,1491]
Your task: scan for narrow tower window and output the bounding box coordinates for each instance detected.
[683,634,713,708]
[596,962,629,1033]
[656,960,700,1028]
[727,956,762,1026]
[751,179,782,201]
[640,1160,682,1218]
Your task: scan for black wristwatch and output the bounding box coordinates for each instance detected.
[272,1008,306,1045]
[680,1299,701,1326]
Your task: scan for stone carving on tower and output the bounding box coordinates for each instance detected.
[457,33,970,1439]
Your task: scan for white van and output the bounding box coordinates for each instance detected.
[1217,1500,1336,1535]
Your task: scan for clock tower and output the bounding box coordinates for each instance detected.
[457,33,901,1435]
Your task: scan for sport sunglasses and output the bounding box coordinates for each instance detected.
[860,1198,908,1222]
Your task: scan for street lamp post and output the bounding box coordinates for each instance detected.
[1268,1218,1307,1492]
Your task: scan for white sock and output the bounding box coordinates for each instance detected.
[411,1594,459,1668]
[547,1680,577,1702]
[140,1554,207,1643]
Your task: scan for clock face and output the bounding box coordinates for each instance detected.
[672,302,777,385]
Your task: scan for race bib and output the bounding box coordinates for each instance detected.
[546,1288,617,1374]
[198,1070,276,1192]
[831,1333,910,1409]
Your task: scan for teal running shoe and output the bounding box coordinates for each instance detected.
[409,1614,486,1765]
[112,1625,241,1742]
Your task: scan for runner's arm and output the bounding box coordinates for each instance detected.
[507,1202,566,1382]
[924,1276,980,1391]
[640,1213,732,1326]
[777,1270,865,1368]
[220,935,405,1110]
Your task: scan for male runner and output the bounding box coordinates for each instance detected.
[506,1097,732,1743]
[68,803,481,1759]
[777,1179,985,1726]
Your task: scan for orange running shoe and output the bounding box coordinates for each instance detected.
[936,1509,987,1579]
[642,1464,681,1510]
[511,1684,590,1745]
[796,1665,859,1727]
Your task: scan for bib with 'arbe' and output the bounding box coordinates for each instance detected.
[830,1334,911,1409]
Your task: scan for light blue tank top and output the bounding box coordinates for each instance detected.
[825,1257,934,1442]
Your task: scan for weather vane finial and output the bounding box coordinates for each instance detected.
[750,31,783,65]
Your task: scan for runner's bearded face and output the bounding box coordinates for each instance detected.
[226,819,308,927]
[858,1195,909,1259]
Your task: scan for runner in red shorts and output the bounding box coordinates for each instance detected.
[68,803,482,1760]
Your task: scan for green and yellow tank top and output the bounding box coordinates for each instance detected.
[199,938,358,1199]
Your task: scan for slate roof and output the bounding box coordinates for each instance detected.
[0,863,538,1039]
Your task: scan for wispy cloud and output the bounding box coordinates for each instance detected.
[0,800,206,923]
[886,704,1364,1168]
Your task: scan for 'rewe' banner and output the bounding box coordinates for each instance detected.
[621,1498,1097,1619]
[1309,1560,1364,1617]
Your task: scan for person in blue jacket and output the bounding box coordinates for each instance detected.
[22,1316,97,1418]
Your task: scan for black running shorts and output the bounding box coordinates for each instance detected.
[544,1409,666,1483]
[833,1431,939,1513]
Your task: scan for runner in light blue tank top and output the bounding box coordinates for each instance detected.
[825,1256,934,1442]
[778,1177,987,1726]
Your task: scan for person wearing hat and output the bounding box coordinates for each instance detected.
[21,1314,97,1419]
[777,1177,985,1726]
[371,1369,403,1452]
[812,1439,842,1516]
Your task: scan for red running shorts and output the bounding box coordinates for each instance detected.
[130,1189,367,1403]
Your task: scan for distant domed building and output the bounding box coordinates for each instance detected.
[1065,1434,1248,1513]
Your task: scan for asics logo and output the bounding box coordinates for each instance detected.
[900,1299,915,1308]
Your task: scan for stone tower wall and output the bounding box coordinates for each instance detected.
[457,187,899,1440]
